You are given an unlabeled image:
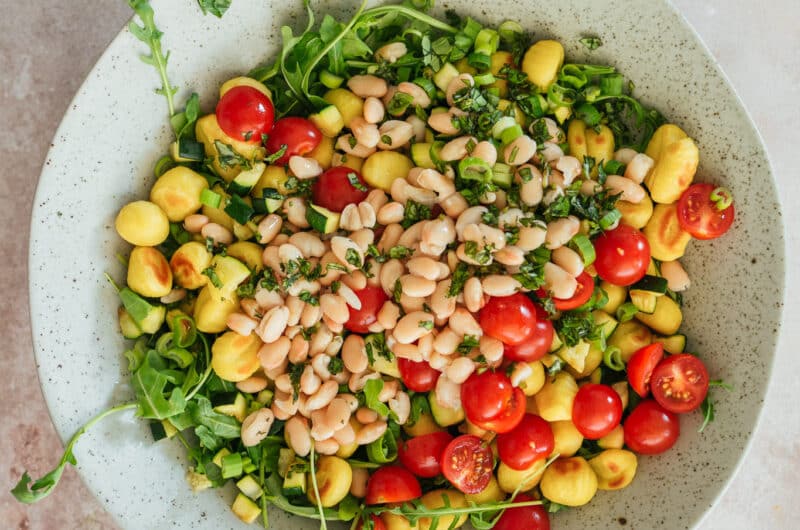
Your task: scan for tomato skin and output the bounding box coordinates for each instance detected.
[398,358,440,392]
[311,167,370,213]
[441,435,494,494]
[472,387,527,434]
[547,272,596,311]
[650,354,709,413]
[624,400,680,455]
[365,466,422,505]
[265,117,321,164]
[593,224,651,286]
[479,293,539,346]
[493,493,550,530]
[502,304,553,362]
[216,86,275,143]
[627,343,665,397]
[461,371,514,424]
[677,183,735,240]
[497,414,554,470]
[571,383,623,440]
[398,432,454,478]
[356,515,386,530]
[344,285,388,334]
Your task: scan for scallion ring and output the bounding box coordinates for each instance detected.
[603,346,625,371]
[570,234,596,266]
[458,157,494,182]
[710,186,733,210]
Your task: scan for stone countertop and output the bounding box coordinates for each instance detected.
[1,1,797,528]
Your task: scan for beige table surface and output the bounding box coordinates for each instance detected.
[2,1,798,528]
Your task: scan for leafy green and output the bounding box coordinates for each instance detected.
[170,92,200,140]
[699,379,733,432]
[197,0,231,18]
[188,396,240,450]
[132,350,188,419]
[401,200,432,228]
[363,379,394,419]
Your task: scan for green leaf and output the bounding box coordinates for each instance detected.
[132,350,188,419]
[188,395,241,439]
[170,92,200,140]
[197,0,231,18]
[363,379,393,419]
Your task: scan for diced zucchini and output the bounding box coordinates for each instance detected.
[631,274,668,295]
[118,304,166,339]
[411,142,436,169]
[630,291,658,314]
[149,420,168,441]
[653,334,687,354]
[231,493,261,524]
[186,469,213,492]
[256,389,274,406]
[404,412,446,438]
[491,163,513,188]
[556,340,590,374]
[237,474,264,501]
[433,62,460,91]
[118,307,144,339]
[429,391,465,427]
[213,447,231,468]
[277,448,295,478]
[306,203,341,234]
[211,255,252,297]
[228,162,266,195]
[214,392,247,422]
[310,105,345,137]
[282,466,307,497]
[635,295,683,335]
[592,310,619,338]
[319,69,344,89]
[429,141,446,167]
[170,138,205,162]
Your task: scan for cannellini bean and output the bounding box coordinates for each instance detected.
[301,364,322,396]
[334,422,357,447]
[614,147,639,164]
[377,380,399,403]
[310,410,336,441]
[543,262,578,299]
[399,293,426,315]
[377,223,403,253]
[552,246,585,277]
[446,357,476,385]
[482,275,522,297]
[284,198,310,228]
[349,371,381,393]
[336,283,362,310]
[428,351,452,371]
[241,408,275,447]
[289,334,310,364]
[434,327,462,355]
[463,277,484,313]
[342,335,369,374]
[350,467,369,498]
[363,96,385,124]
[397,81,431,108]
[278,243,304,265]
[289,156,323,179]
[377,202,404,225]
[624,153,655,184]
[377,301,401,330]
[378,120,414,150]
[183,213,209,233]
[324,316,344,334]
[540,141,565,162]
[258,336,291,370]
[440,136,478,162]
[347,74,389,98]
[311,352,334,380]
[479,335,504,363]
[478,224,507,249]
[417,169,456,198]
[406,114,427,142]
[435,375,462,409]
[326,398,352,431]
[339,394,360,413]
[356,407,379,424]
[510,362,534,387]
[307,380,339,411]
[581,179,602,196]
[376,41,407,63]
[237,374,268,394]
[456,206,488,239]
[406,257,445,281]
[331,236,364,270]
[545,216,580,249]
[226,313,258,336]
[440,192,469,218]
[310,326,334,357]
[356,421,388,445]
[504,135,537,165]
[389,391,411,425]
[556,156,582,185]
[472,140,498,166]
[660,260,691,291]
[456,243,492,266]
[358,202,377,228]
[315,439,340,455]
[494,246,526,267]
[201,222,233,246]
[261,246,281,273]
[287,234,324,261]
[379,258,404,297]
[400,274,437,297]
[517,226,547,252]
[428,111,460,135]
[285,295,306,327]
[265,358,290,381]
[449,307,483,337]
[350,228,374,252]
[517,164,544,206]
[605,175,646,203]
[430,280,457,320]
[300,303,323,329]
[320,293,350,325]
[285,416,312,457]
[393,311,435,344]
[341,270,368,292]
[256,306,289,343]
[446,73,475,106]
[350,117,380,149]
[420,216,456,256]
[365,188,388,212]
[327,336,345,358]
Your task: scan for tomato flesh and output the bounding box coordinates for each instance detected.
[624,400,680,455]
[479,293,539,346]
[677,183,735,240]
[398,358,440,392]
[627,343,665,397]
[502,304,553,362]
[398,432,453,478]
[593,224,650,286]
[311,167,370,213]
[344,285,388,334]
[497,414,554,470]
[216,86,275,143]
[494,493,550,530]
[441,435,494,494]
[472,387,527,434]
[365,466,421,505]
[571,383,623,440]
[543,271,595,311]
[265,117,321,165]
[356,515,386,530]
[461,371,514,424]
[650,354,709,413]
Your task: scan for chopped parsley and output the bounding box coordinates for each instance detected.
[457,335,480,355]
[299,291,319,306]
[347,172,367,192]
[401,200,432,229]
[213,140,251,169]
[202,266,222,288]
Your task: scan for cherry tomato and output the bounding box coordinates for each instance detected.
[541,271,596,311]
[572,383,623,440]
[493,493,550,530]
[398,432,453,478]
[264,117,321,165]
[311,167,370,213]
[365,466,422,505]
[627,343,665,398]
[478,293,539,346]
[344,285,388,334]
[356,515,386,530]
[502,304,553,362]
[398,358,440,392]
[624,400,680,455]
[472,387,527,434]
[441,435,494,494]
[461,371,514,424]
[677,183,735,240]
[650,354,709,413]
[497,414,554,470]
[216,86,275,143]
[593,224,651,286]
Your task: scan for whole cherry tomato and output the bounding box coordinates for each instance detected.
[472,387,527,434]
[398,432,453,478]
[503,303,553,362]
[365,466,421,505]
[593,224,650,286]
[398,358,440,392]
[624,400,680,455]
[216,86,274,143]
[311,167,370,213]
[497,414,554,470]
[493,493,550,530]
[265,117,321,164]
[461,371,514,424]
[479,293,539,346]
[572,383,623,440]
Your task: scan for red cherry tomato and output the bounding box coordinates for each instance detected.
[441,435,494,494]
[365,466,422,505]
[572,383,623,440]
[472,387,527,434]
[398,358,440,392]
[650,354,709,413]
[344,285,388,334]
[497,414,554,470]
[627,343,665,398]
[356,515,386,530]
[539,271,596,311]
[502,304,553,362]
[493,493,550,530]
[624,400,680,455]
[398,432,454,478]
[461,371,514,424]
[311,167,370,213]
[593,224,651,286]
[265,117,321,165]
[216,86,275,143]
[677,183,735,240]
[479,293,539,346]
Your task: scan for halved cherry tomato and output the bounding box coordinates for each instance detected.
[494,493,550,530]
[356,515,386,530]
[497,414,554,470]
[650,354,709,413]
[461,371,514,424]
[627,343,665,397]
[398,432,453,478]
[365,466,422,505]
[502,304,553,362]
[593,224,650,286]
[572,383,623,440]
[624,400,680,455]
[441,435,494,494]
[473,387,527,434]
[264,117,321,165]
[539,271,595,311]
[344,285,388,334]
[478,293,539,346]
[398,358,440,392]
[216,86,274,143]
[311,167,370,213]
[677,183,735,240]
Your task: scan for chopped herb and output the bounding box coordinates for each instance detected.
[288,363,304,400]
[213,140,252,169]
[457,335,480,355]
[347,172,368,191]
[401,200,432,229]
[418,320,434,331]
[328,357,344,375]
[299,291,319,306]
[464,241,494,265]
[518,166,534,182]
[556,312,601,347]
[348,136,358,148]
[330,280,342,293]
[260,267,280,292]
[579,36,602,50]
[380,134,392,146]
[197,0,231,18]
[345,248,363,268]
[448,263,470,297]
[264,144,288,165]
[202,266,222,288]
[392,279,403,303]
[388,246,413,260]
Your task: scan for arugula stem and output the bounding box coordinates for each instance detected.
[309,447,328,530]
[359,5,459,34]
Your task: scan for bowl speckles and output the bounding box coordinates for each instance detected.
[28,1,784,529]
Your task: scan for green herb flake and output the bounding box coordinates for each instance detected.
[579,36,602,50]
[299,291,319,306]
[347,172,367,191]
[345,248,363,268]
[202,266,223,288]
[197,0,231,18]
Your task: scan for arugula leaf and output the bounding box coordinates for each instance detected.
[170,92,200,140]
[363,379,393,419]
[187,396,241,450]
[132,350,188,419]
[197,0,231,18]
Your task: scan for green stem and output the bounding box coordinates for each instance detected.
[309,447,328,530]
[359,5,459,34]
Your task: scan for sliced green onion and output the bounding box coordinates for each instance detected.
[616,302,639,322]
[603,346,625,371]
[319,69,343,89]
[224,195,255,225]
[170,313,197,348]
[603,160,625,176]
[599,209,622,230]
[200,188,222,209]
[574,103,602,127]
[242,456,256,474]
[155,332,173,354]
[600,74,624,96]
[498,20,524,43]
[584,85,602,102]
[474,28,499,56]
[570,234,596,266]
[366,430,398,464]
[467,52,491,70]
[559,64,588,89]
[473,72,496,86]
[221,452,243,479]
[458,157,494,182]
[154,155,176,178]
[162,347,194,368]
[461,17,483,40]
[547,83,577,107]
[491,116,518,139]
[710,186,733,210]
[413,77,437,100]
[387,91,414,116]
[500,124,524,145]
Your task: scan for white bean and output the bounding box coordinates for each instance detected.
[342,335,369,374]
[397,81,432,108]
[400,274,437,297]
[255,306,289,343]
[430,280,456,320]
[614,147,639,164]
[350,467,369,498]
[624,153,655,184]
[320,293,350,324]
[356,421,388,445]
[227,313,259,336]
[331,236,364,270]
[440,192,469,218]
[389,391,411,425]
[440,136,478,162]
[183,214,209,233]
[417,169,456,198]
[540,141,565,162]
[504,135,537,165]
[377,300,401,330]
[347,74,388,98]
[455,206,488,239]
[545,216,580,249]
[350,117,381,149]
[363,96,386,124]
[446,357,476,384]
[289,156,323,179]
[256,214,283,245]
[479,335,504,363]
[481,275,522,297]
[543,262,578,299]
[449,307,483,337]
[201,222,233,246]
[376,42,407,63]
[555,156,582,185]
[420,216,456,256]
[284,198,310,228]
[428,111,460,135]
[434,375,462,409]
[237,375,268,394]
[301,364,322,396]
[377,202,405,225]
[510,362,534,387]
[358,202,377,228]
[406,114,428,142]
[446,73,474,106]
[494,246,526,267]
[336,134,376,158]
[285,416,312,457]
[378,120,414,150]
[660,260,691,292]
[307,380,339,411]
[315,439,340,455]
[241,408,275,447]
[472,140,498,166]
[605,175,646,203]
[335,422,357,447]
[356,407,379,424]
[258,336,291,370]
[393,311,435,344]
[552,246,585,277]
